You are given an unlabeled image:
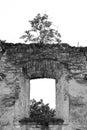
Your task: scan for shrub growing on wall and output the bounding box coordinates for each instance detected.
[19,99,64,126]
[20,13,61,44]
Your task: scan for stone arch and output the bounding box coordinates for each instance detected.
[19,59,69,124]
[22,59,63,79]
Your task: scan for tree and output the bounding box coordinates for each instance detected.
[20,13,61,44]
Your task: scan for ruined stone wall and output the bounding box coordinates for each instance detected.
[0,42,87,130]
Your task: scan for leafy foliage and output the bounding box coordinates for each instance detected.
[30,99,55,125]
[20,13,61,44]
[19,99,64,125]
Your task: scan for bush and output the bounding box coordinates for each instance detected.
[19,99,64,126]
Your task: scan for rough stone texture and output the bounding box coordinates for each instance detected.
[56,74,69,124]
[18,124,65,130]
[0,41,87,130]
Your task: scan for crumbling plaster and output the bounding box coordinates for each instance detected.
[0,42,87,130]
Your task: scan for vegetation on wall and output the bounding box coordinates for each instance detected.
[1,39,87,55]
[19,99,64,126]
[20,13,61,44]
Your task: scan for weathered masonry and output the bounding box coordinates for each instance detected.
[0,42,87,130]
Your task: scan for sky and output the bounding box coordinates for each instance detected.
[1,0,87,108]
[0,0,87,46]
[30,79,56,108]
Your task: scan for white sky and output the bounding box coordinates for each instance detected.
[1,0,87,108]
[30,79,56,108]
[0,0,87,46]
